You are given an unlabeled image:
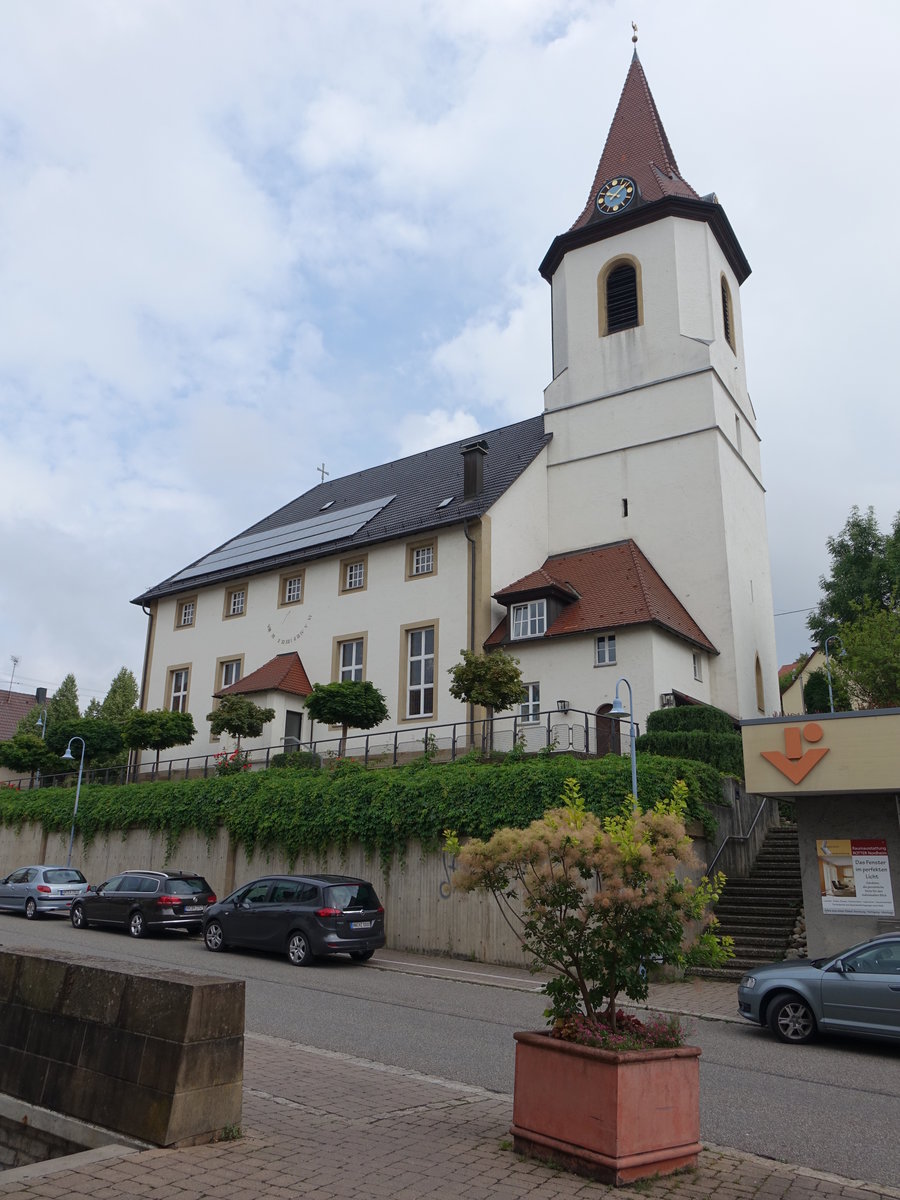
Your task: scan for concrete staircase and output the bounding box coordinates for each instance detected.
[694,824,802,981]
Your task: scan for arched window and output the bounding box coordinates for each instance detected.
[755,654,764,713]
[598,257,642,336]
[721,275,736,353]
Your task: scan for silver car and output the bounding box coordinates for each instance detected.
[738,934,900,1044]
[0,865,89,919]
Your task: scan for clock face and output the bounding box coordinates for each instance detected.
[595,177,636,216]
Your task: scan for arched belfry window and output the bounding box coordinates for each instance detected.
[598,257,642,337]
[721,275,736,353]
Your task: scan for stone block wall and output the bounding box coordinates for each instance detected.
[0,949,244,1147]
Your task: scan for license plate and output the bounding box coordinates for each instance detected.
[61,889,78,896]
[350,920,373,930]
[184,905,204,913]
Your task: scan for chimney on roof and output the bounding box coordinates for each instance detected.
[461,439,488,499]
[35,688,47,705]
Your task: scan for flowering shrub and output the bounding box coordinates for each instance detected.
[214,749,251,776]
[447,777,732,1033]
[552,1011,685,1052]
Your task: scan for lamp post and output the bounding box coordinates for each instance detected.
[609,677,637,804]
[61,736,86,868]
[824,635,842,714]
[35,708,47,739]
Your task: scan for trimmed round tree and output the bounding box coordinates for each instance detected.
[304,681,389,756]
[123,709,197,774]
[207,695,275,752]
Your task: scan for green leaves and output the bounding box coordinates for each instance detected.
[447,649,523,712]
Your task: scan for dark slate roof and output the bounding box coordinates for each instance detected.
[133,415,550,604]
[485,540,717,653]
[215,652,313,699]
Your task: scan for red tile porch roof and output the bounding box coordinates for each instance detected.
[216,652,313,699]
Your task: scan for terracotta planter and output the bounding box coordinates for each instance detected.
[511,1030,701,1186]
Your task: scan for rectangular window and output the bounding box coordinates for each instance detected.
[407,626,435,718]
[693,652,703,682]
[282,573,304,605]
[221,659,241,689]
[339,554,369,594]
[339,639,364,682]
[176,598,196,628]
[511,600,547,640]
[520,682,540,723]
[224,585,247,618]
[414,546,433,574]
[595,634,617,666]
[169,668,189,713]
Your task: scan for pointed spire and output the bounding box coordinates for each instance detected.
[570,51,698,231]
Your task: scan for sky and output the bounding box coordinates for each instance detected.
[1,0,898,709]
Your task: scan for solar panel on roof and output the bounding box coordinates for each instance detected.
[170,495,396,584]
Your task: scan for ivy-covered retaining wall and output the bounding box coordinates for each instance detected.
[0,754,734,967]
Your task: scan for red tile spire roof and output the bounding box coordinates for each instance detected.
[570,51,699,231]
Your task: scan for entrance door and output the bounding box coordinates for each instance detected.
[595,704,621,757]
[285,710,303,751]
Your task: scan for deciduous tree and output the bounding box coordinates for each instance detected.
[122,709,197,772]
[304,681,389,755]
[207,695,275,751]
[832,605,900,709]
[447,649,523,713]
[808,506,900,643]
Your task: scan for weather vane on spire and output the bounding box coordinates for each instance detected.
[631,21,638,45]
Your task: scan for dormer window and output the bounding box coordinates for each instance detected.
[512,600,547,640]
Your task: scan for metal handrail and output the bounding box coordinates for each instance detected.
[705,796,770,876]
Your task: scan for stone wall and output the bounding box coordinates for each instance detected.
[0,948,244,1147]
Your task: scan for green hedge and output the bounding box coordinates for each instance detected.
[0,753,726,870]
[635,730,744,779]
[645,704,735,734]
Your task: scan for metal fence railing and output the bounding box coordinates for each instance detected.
[2,708,638,791]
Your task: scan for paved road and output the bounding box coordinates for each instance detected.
[3,914,899,1189]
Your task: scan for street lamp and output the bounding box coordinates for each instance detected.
[61,736,86,868]
[824,635,842,714]
[35,708,48,739]
[609,677,638,804]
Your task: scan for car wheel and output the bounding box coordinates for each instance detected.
[350,949,375,962]
[24,897,38,920]
[287,930,315,967]
[71,903,89,930]
[767,991,817,1044]
[128,910,147,939]
[204,920,227,952]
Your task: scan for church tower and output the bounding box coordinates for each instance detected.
[540,48,778,720]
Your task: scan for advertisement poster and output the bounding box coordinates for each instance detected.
[817,838,895,916]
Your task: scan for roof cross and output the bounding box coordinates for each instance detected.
[317,462,329,483]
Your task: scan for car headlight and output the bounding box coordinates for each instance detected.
[740,974,757,990]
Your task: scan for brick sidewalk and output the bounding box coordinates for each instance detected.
[2,1019,897,1200]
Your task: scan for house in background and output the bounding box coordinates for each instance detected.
[132,49,779,763]
[0,687,45,784]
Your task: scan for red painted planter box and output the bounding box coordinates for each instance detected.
[511,1030,701,1186]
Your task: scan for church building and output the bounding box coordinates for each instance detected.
[132,49,778,762]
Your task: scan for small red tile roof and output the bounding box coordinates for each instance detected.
[216,652,313,699]
[0,690,40,742]
[570,51,698,231]
[486,540,716,652]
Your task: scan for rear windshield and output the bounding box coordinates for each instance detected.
[325,883,379,911]
[44,869,86,884]
[167,877,212,896]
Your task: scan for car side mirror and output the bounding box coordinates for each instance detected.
[830,959,846,973]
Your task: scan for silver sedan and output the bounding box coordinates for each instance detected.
[0,865,88,919]
[738,934,900,1045]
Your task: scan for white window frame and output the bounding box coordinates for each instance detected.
[595,634,617,667]
[693,652,703,682]
[224,585,247,618]
[511,599,547,640]
[345,561,364,590]
[339,639,364,683]
[170,668,189,713]
[284,576,303,604]
[178,600,195,628]
[407,626,435,718]
[520,682,540,723]
[412,545,433,576]
[221,659,241,689]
